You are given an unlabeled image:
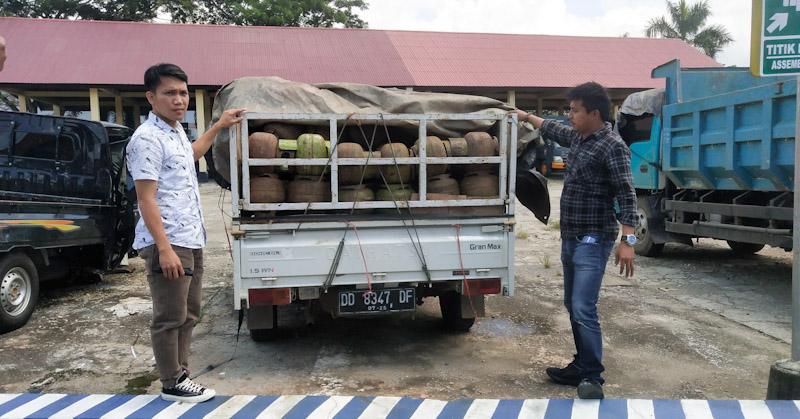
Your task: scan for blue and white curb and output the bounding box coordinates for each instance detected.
[0,394,799,418]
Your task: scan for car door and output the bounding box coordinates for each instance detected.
[103,126,136,269]
[54,124,85,199]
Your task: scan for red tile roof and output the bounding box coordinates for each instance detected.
[0,17,720,89]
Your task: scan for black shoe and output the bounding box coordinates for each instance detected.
[160,372,216,403]
[546,363,582,387]
[577,378,604,399]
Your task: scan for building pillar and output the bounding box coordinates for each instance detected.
[52,104,62,117]
[537,98,544,115]
[507,90,516,108]
[195,89,208,135]
[17,94,28,113]
[89,88,101,121]
[195,90,209,176]
[132,104,142,127]
[115,96,124,124]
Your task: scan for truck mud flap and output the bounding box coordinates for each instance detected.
[516,168,550,224]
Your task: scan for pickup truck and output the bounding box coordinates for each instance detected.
[0,111,136,332]
[223,111,547,341]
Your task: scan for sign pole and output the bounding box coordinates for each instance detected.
[794,74,800,362]
[763,0,800,399]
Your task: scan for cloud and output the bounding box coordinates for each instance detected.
[361,0,751,66]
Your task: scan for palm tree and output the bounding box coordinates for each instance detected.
[645,0,733,59]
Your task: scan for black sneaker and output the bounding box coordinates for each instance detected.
[160,372,216,403]
[577,378,604,399]
[546,363,582,387]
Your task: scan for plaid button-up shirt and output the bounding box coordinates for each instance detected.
[540,120,637,239]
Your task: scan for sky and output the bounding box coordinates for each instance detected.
[360,0,752,67]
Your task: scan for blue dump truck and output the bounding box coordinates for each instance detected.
[616,59,796,256]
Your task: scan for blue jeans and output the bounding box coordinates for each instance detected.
[561,233,615,383]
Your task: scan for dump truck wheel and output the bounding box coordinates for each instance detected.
[634,197,664,257]
[0,253,39,334]
[727,241,765,255]
[439,292,475,332]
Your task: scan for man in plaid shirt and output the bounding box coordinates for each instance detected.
[516,82,636,399]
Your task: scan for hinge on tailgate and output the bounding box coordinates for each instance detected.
[481,225,513,233]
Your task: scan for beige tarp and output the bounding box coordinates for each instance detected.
[210,77,539,184]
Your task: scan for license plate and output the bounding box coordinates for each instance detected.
[338,288,415,314]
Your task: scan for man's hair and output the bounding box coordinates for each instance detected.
[144,63,188,92]
[567,82,611,122]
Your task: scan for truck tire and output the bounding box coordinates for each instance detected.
[439,292,475,332]
[727,241,765,255]
[249,305,278,342]
[635,197,665,257]
[0,253,39,334]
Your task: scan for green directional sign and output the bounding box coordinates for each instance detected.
[752,0,800,76]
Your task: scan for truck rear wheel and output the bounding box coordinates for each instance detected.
[635,197,665,257]
[726,241,765,255]
[439,292,475,332]
[249,305,278,342]
[0,253,39,333]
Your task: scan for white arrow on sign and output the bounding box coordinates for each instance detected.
[768,12,789,33]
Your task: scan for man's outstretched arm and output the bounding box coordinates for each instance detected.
[191,108,246,161]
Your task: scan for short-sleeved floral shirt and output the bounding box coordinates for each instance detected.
[126,112,205,250]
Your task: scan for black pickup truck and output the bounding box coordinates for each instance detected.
[0,111,136,333]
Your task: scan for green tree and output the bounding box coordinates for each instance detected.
[0,0,369,28]
[645,0,732,59]
[163,0,368,28]
[0,0,159,21]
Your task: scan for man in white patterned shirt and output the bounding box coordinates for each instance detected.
[127,63,244,403]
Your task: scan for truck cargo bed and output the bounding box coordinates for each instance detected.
[227,112,520,336]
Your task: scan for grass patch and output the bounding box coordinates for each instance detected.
[539,254,552,269]
[515,231,529,240]
[548,219,560,230]
[125,373,159,395]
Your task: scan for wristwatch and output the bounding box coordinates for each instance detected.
[621,234,637,246]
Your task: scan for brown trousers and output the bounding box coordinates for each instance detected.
[139,245,203,388]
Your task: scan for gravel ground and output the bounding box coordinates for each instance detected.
[0,179,791,400]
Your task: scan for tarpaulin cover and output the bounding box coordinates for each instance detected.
[618,88,665,117]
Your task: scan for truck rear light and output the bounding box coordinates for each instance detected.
[248,288,291,306]
[298,287,320,300]
[463,278,501,296]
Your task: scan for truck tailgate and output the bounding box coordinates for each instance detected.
[237,222,512,290]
